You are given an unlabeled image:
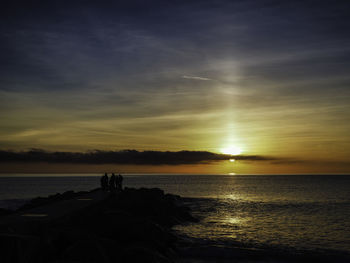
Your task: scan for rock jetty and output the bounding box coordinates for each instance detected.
[0,187,197,263]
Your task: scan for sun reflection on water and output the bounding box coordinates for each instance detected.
[226,193,241,200]
[226,217,243,225]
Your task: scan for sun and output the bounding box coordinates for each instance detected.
[220,146,242,155]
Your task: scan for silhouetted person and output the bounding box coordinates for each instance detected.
[100,173,108,190]
[118,174,123,191]
[115,173,121,191]
[115,173,120,191]
[109,173,116,191]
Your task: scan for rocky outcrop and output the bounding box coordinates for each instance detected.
[0,187,197,263]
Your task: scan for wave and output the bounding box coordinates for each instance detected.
[176,235,350,263]
[175,197,350,259]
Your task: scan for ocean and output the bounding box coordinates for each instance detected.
[0,174,349,256]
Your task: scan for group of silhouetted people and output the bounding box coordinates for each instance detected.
[100,173,123,192]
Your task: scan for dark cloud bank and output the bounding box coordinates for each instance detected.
[0,149,274,165]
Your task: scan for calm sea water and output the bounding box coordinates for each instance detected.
[0,174,349,254]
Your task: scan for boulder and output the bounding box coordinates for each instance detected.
[0,233,42,263]
[62,239,111,263]
[121,245,173,263]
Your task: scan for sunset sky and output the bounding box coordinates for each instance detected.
[1,0,350,173]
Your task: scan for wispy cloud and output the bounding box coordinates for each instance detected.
[182,75,213,81]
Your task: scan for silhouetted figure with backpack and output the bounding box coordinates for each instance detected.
[100,173,108,191]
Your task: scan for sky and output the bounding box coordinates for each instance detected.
[1,0,350,173]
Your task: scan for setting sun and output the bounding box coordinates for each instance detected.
[220,146,242,155]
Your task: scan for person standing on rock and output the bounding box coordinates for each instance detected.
[100,173,108,191]
[115,173,120,191]
[118,174,123,191]
[109,173,116,192]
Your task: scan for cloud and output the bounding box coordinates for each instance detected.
[0,149,276,165]
[1,0,350,162]
[182,75,213,81]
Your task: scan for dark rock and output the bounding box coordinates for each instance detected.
[48,228,93,257]
[0,187,197,263]
[17,189,99,211]
[121,246,173,263]
[103,187,198,227]
[0,233,42,263]
[62,239,111,263]
[0,208,13,216]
